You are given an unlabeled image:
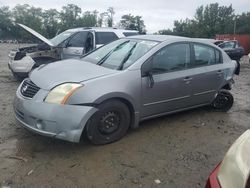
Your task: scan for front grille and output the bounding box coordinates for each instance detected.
[20,79,40,98]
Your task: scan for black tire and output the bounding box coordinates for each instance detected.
[86,100,131,145]
[211,90,234,112]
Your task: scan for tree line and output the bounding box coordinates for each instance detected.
[0,3,249,42]
[0,4,146,41]
[158,3,250,38]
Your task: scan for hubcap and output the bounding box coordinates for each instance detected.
[98,111,120,134]
[214,93,230,109]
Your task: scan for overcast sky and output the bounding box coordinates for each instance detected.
[0,0,249,33]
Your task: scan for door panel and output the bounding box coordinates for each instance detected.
[141,43,193,118]
[61,31,94,59]
[191,65,224,105]
[141,70,194,118]
[189,43,225,105]
[62,47,84,59]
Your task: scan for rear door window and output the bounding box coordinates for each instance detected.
[190,44,216,67]
[95,32,119,45]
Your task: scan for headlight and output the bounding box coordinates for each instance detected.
[45,83,83,104]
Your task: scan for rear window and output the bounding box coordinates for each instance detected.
[123,32,139,37]
[95,32,119,45]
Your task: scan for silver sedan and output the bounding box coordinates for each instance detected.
[14,35,237,144]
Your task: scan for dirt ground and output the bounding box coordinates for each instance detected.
[0,43,249,188]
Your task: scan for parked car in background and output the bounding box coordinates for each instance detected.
[218,40,245,61]
[8,23,139,79]
[216,40,243,75]
[205,129,250,188]
[14,35,237,145]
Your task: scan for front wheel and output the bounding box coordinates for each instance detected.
[211,90,234,112]
[86,100,131,145]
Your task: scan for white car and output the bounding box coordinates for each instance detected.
[8,24,138,79]
[206,130,250,188]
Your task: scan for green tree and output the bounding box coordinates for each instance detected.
[97,12,106,27]
[12,4,43,41]
[0,6,13,39]
[120,14,146,34]
[77,11,98,27]
[234,12,250,34]
[60,4,82,30]
[158,3,237,38]
[12,4,43,33]
[157,29,174,35]
[43,9,60,38]
[107,7,115,27]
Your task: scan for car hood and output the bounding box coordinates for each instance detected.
[217,129,250,188]
[30,59,117,90]
[18,23,55,47]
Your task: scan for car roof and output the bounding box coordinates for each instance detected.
[66,27,138,33]
[127,34,190,42]
[126,35,223,50]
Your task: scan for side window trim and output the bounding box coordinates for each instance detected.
[141,42,191,76]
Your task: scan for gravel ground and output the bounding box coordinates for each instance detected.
[0,43,249,188]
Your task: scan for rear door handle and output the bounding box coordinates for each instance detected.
[183,77,193,82]
[217,70,223,74]
[217,70,223,77]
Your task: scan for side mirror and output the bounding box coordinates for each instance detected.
[141,59,154,88]
[141,58,153,77]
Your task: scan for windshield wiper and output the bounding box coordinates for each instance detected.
[97,41,130,66]
[118,43,137,70]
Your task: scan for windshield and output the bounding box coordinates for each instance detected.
[50,30,75,46]
[83,39,159,70]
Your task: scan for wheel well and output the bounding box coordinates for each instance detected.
[221,83,231,90]
[100,97,136,129]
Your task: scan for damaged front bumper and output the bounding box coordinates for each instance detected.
[8,55,35,74]
[14,89,97,142]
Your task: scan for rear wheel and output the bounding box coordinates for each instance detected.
[86,100,130,145]
[211,90,234,112]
